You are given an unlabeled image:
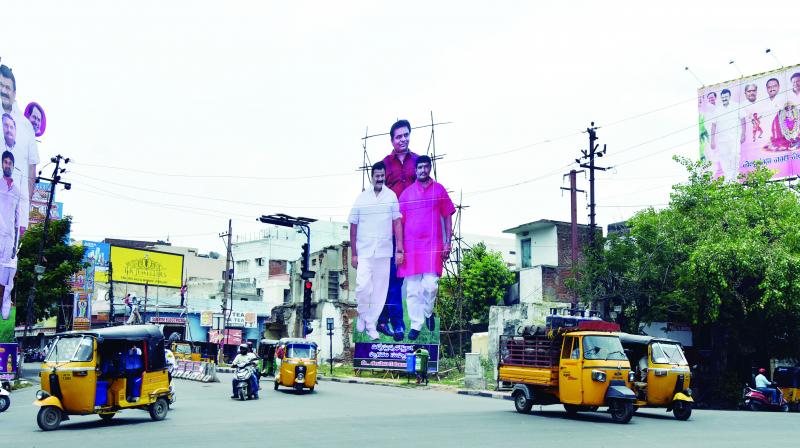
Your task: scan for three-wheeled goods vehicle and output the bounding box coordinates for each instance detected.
[33,325,173,431]
[617,333,693,420]
[499,318,638,423]
[273,338,318,392]
[774,366,800,412]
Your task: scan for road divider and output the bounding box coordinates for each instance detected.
[174,360,219,383]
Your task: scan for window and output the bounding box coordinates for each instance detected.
[521,238,532,268]
[46,336,94,362]
[255,257,265,267]
[283,289,291,304]
[650,342,688,365]
[328,271,339,300]
[256,288,264,297]
[235,260,249,273]
[582,336,627,360]
[561,336,575,359]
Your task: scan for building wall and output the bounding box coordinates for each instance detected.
[512,225,558,268]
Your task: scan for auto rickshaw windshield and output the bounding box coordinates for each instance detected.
[45,336,94,362]
[650,342,687,365]
[583,336,627,360]
[286,345,316,359]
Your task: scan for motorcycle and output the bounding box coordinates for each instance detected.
[233,362,258,401]
[0,383,10,412]
[743,385,789,412]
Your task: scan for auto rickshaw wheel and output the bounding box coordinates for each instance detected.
[563,404,580,414]
[513,391,532,414]
[609,400,634,424]
[673,401,692,421]
[148,397,169,421]
[0,395,10,412]
[99,413,116,421]
[37,406,62,431]
[309,386,315,393]
[274,381,279,391]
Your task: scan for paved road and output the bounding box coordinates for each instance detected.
[2,371,797,447]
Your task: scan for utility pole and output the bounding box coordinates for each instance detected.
[23,155,71,348]
[108,261,115,326]
[576,123,608,247]
[219,219,232,355]
[561,170,585,308]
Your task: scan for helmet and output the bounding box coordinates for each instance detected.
[759,368,767,374]
[239,344,249,354]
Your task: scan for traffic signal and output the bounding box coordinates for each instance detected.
[303,280,313,319]
[300,243,310,268]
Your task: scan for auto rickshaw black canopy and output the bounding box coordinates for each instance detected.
[55,325,166,372]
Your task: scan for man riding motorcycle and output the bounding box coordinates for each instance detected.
[230,344,259,399]
[755,367,778,404]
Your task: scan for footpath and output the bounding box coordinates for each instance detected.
[315,373,511,401]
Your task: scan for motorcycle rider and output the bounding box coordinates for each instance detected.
[755,367,777,404]
[230,343,258,399]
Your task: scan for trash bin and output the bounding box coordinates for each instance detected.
[406,353,416,383]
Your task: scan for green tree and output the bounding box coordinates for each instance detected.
[14,217,85,326]
[436,242,514,355]
[572,158,800,406]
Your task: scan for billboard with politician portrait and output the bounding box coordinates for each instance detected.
[110,246,184,288]
[699,64,800,180]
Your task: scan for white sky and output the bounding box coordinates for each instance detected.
[2,0,798,253]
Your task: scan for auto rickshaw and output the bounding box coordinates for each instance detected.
[774,366,800,412]
[273,338,317,392]
[33,325,173,431]
[501,319,639,424]
[618,333,693,420]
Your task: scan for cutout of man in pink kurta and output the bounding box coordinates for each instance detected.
[397,155,455,340]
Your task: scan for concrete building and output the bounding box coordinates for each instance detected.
[486,219,593,377]
[231,221,351,311]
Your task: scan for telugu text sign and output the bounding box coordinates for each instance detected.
[353,342,439,372]
[110,246,184,288]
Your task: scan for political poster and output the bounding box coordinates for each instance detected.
[353,343,439,372]
[699,63,800,180]
[0,342,18,381]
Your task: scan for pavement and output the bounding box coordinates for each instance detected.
[3,366,798,447]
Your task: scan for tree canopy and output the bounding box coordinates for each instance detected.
[572,158,800,404]
[14,217,85,326]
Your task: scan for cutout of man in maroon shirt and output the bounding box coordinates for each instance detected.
[376,120,418,341]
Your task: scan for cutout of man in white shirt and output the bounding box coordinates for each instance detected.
[348,161,404,340]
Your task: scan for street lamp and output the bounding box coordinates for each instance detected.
[326,317,334,375]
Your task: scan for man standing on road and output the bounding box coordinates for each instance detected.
[377,120,418,341]
[398,155,455,340]
[0,65,39,235]
[349,161,404,340]
[0,151,21,320]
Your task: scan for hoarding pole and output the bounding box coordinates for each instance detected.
[219,219,232,364]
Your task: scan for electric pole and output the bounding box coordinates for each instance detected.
[219,219,232,347]
[108,261,115,326]
[561,169,585,308]
[577,123,608,247]
[23,155,71,348]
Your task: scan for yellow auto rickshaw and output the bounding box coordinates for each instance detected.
[273,338,318,392]
[500,320,638,424]
[774,366,800,412]
[618,333,694,420]
[33,325,173,431]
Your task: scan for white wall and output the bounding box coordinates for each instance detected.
[519,266,543,304]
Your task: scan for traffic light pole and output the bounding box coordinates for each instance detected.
[257,214,317,338]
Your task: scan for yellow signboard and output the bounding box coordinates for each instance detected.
[110,246,184,288]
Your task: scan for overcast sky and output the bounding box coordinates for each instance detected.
[2,1,798,253]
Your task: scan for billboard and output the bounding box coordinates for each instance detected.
[29,182,62,225]
[0,342,17,380]
[353,343,439,372]
[110,246,184,288]
[81,241,110,284]
[72,292,90,330]
[699,64,800,180]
